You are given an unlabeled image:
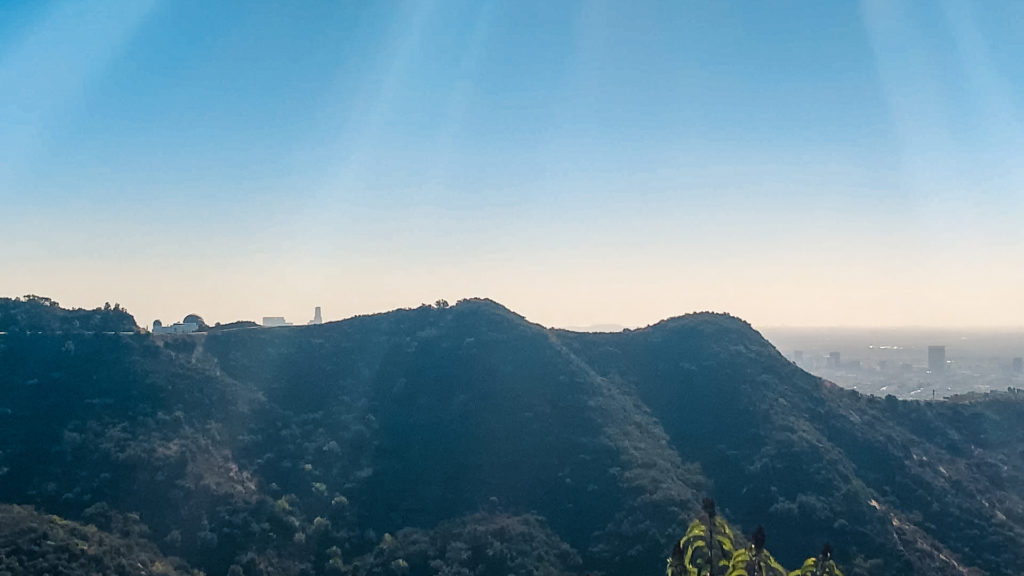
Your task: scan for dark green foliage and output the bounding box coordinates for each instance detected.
[353,514,581,576]
[0,295,137,333]
[0,504,192,576]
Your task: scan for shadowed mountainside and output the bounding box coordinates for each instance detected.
[2,298,1023,575]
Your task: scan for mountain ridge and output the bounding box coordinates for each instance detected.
[2,297,1023,575]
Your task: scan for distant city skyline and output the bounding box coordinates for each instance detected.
[767,326,1024,399]
[3,1,1023,328]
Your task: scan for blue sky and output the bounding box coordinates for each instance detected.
[2,0,1023,328]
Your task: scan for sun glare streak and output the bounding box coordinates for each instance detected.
[0,0,158,192]
[275,1,440,257]
[940,0,1019,131]
[319,2,437,195]
[858,0,958,200]
[855,0,1024,250]
[940,0,1023,204]
[427,0,498,188]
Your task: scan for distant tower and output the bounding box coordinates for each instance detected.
[828,351,841,369]
[312,306,322,325]
[928,346,946,373]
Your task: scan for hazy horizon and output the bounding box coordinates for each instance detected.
[6,293,1024,334]
[4,1,1023,329]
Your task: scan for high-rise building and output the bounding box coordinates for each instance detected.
[309,306,323,325]
[1013,357,1023,374]
[827,351,840,369]
[263,316,292,328]
[928,345,946,373]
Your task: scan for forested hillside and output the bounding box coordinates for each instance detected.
[1,298,1022,575]
[0,295,136,334]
